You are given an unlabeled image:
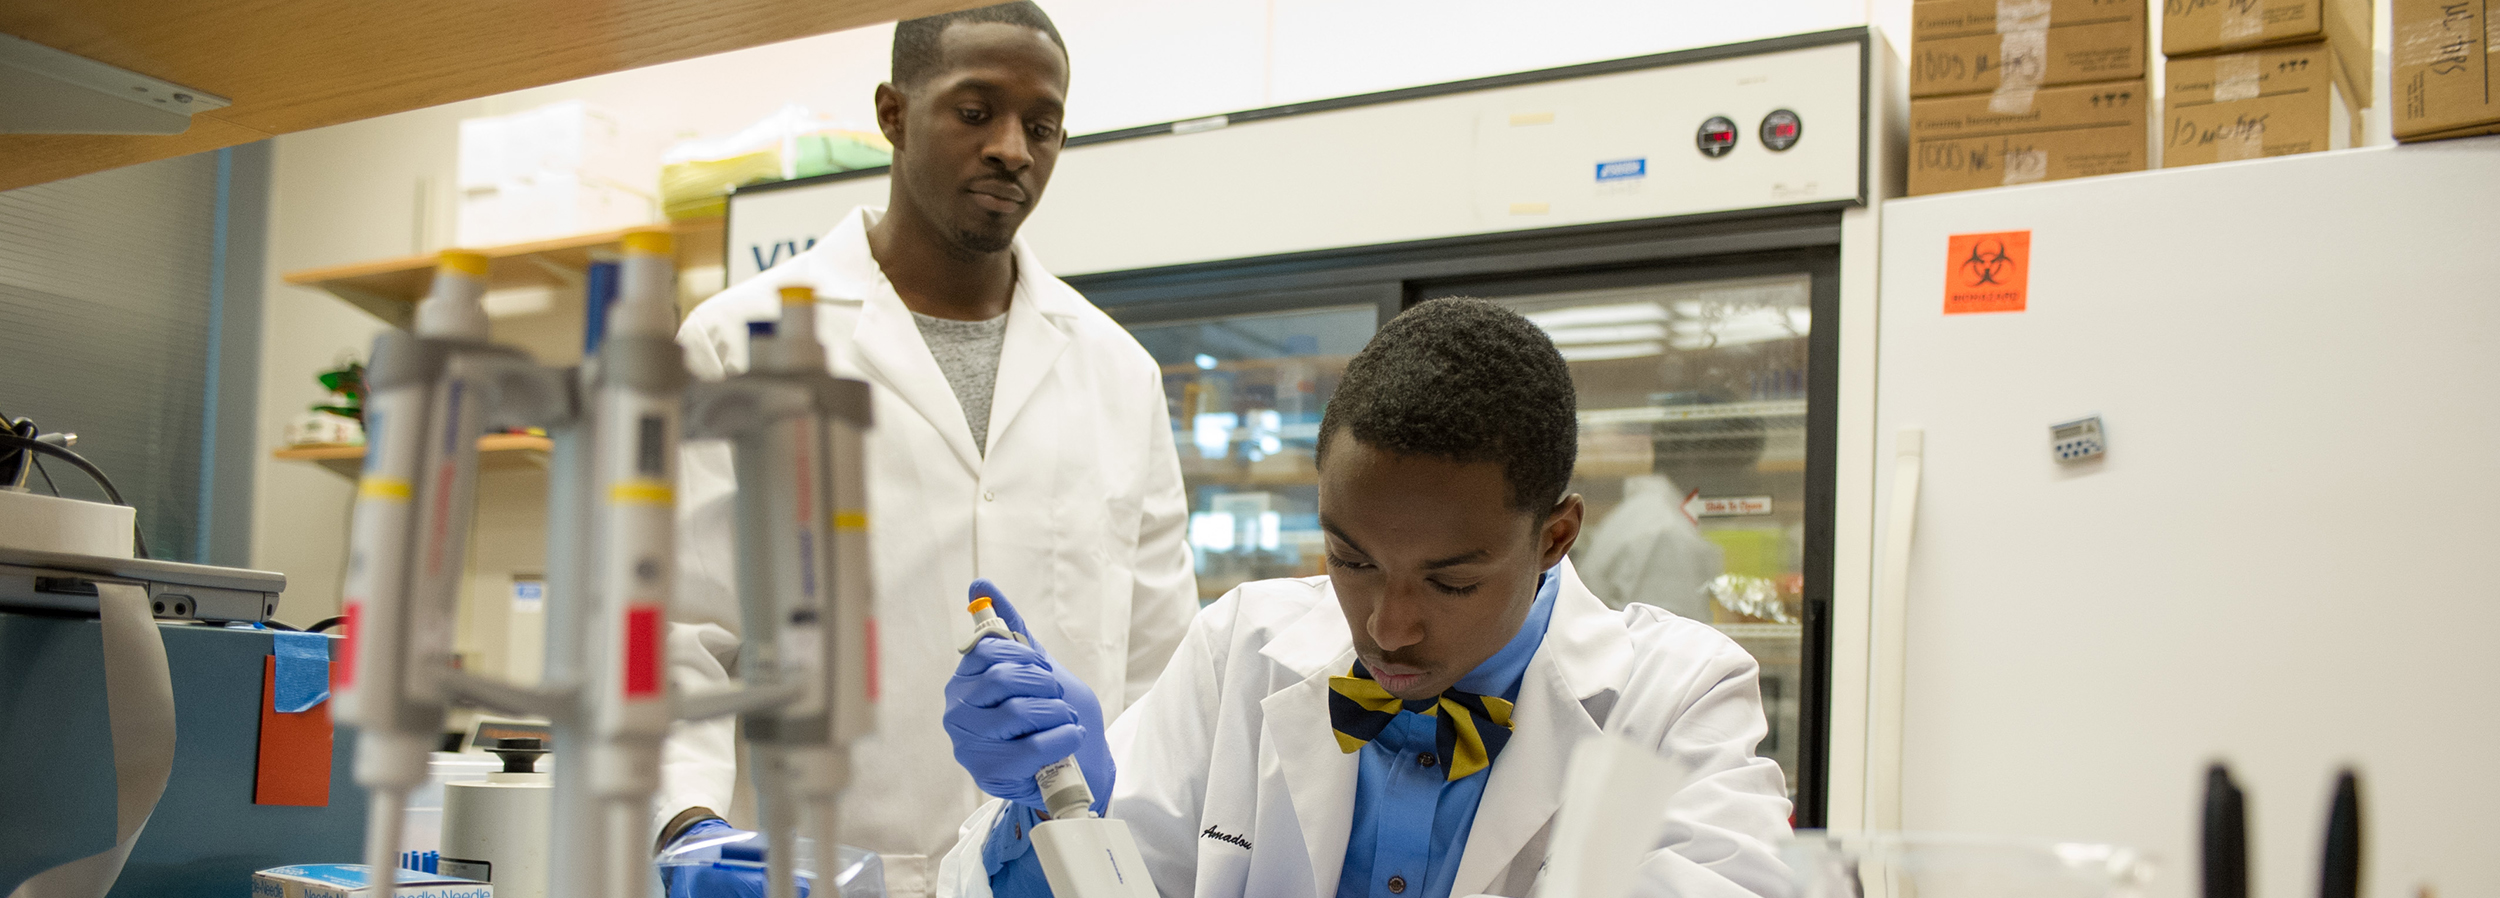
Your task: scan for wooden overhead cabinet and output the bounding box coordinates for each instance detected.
[0,0,982,191]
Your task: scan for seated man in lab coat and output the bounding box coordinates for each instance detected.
[937,297,1794,898]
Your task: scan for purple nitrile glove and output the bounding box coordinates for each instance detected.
[943,580,1115,815]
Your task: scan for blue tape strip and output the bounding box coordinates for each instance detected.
[271,630,330,713]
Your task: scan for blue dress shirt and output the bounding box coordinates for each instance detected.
[983,567,1561,898]
[1333,568,1557,898]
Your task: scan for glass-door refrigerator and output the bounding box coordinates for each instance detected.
[1099,244,1840,821]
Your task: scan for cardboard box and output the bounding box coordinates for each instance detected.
[2164,0,2373,107]
[458,101,647,192]
[457,172,656,247]
[1912,0,2149,97]
[2163,42,2356,166]
[253,865,491,898]
[2393,0,2500,141]
[1909,78,2152,195]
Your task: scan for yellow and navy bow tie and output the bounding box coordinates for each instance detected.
[1328,662,1514,782]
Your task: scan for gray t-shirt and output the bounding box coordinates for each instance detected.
[911,309,1010,456]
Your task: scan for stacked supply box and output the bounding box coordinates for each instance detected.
[1909,0,2152,195]
[2392,0,2500,141]
[2163,42,2356,167]
[457,101,657,247]
[1911,0,2149,97]
[1910,82,2152,194]
[2164,0,2374,110]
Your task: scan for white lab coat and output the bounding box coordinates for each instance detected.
[937,558,1794,898]
[662,207,1201,863]
[1578,474,1725,619]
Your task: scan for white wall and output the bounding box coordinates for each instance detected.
[254,104,463,627]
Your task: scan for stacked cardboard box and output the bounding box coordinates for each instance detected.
[456,101,658,247]
[2162,42,2358,166]
[2160,0,2372,167]
[1909,0,2152,195]
[2392,0,2500,141]
[2164,0,2374,108]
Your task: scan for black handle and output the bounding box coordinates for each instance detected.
[2203,762,2247,898]
[2320,769,2361,898]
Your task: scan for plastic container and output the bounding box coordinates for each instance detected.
[1782,832,2156,898]
[653,831,885,898]
[401,751,503,853]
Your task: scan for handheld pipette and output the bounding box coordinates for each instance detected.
[961,586,1157,898]
[681,285,876,898]
[963,590,1097,822]
[336,250,497,898]
[735,290,836,898]
[583,229,688,898]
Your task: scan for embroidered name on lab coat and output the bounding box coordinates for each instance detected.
[1201,826,1253,851]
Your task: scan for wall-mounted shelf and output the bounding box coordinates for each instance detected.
[272,433,552,478]
[280,216,724,328]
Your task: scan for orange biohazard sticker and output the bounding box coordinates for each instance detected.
[1944,231,2029,314]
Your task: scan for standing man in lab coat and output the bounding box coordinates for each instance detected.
[657,3,1199,892]
[937,298,1793,898]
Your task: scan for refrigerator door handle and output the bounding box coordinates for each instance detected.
[1867,427,1923,830]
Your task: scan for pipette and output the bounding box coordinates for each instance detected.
[681,285,875,898]
[582,229,688,898]
[963,589,1096,821]
[960,586,1157,897]
[336,250,497,898]
[818,325,876,873]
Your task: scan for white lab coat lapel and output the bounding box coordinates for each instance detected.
[1450,559,1633,896]
[1259,590,1362,898]
[983,249,1074,453]
[811,211,984,473]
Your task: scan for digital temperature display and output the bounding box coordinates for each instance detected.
[1696,115,1739,158]
[1760,109,1802,151]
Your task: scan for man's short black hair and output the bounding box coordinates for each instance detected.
[1317,297,1579,513]
[891,2,1068,88]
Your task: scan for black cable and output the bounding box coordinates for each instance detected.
[0,414,29,487]
[0,433,149,559]
[0,433,125,504]
[261,619,301,632]
[33,457,59,497]
[307,616,346,633]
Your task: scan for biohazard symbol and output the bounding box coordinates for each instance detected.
[1960,238,2016,286]
[1943,230,2029,314]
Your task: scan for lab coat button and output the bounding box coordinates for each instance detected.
[1388,875,1407,894]
[984,490,996,501]
[1418,752,1437,769]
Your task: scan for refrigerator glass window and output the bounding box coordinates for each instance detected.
[1127,305,1380,603]
[1489,273,1812,790]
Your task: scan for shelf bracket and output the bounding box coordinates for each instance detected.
[524,255,585,293]
[317,283,415,330]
